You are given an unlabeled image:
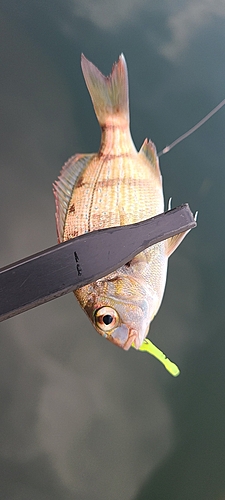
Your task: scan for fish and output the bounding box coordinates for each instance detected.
[53,54,189,375]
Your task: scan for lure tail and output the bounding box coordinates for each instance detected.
[134,339,180,377]
[81,53,129,126]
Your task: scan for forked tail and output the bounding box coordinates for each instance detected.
[81,53,129,126]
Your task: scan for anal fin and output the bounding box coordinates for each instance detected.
[139,139,162,184]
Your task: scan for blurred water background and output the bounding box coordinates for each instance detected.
[0,1,225,499]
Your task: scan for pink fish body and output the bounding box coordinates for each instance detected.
[53,54,188,352]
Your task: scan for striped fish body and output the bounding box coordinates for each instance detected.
[54,54,186,351]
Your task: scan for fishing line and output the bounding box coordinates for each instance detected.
[158,98,225,157]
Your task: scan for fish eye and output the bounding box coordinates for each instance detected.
[94,307,119,333]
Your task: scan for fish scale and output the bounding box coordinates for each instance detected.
[65,149,163,232]
[53,53,189,358]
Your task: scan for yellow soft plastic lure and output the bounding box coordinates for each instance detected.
[134,340,180,377]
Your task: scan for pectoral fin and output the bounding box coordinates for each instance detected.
[166,209,198,257]
[166,230,190,257]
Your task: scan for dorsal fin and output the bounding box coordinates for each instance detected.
[81,53,129,126]
[53,153,94,242]
[139,139,162,184]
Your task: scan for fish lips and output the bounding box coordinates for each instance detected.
[107,322,149,351]
[110,324,136,350]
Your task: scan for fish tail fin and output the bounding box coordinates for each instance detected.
[81,53,129,126]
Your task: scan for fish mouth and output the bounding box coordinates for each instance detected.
[109,326,138,351]
[122,330,138,350]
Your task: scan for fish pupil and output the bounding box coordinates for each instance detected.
[103,314,113,325]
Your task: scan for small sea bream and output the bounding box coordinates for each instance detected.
[53,54,189,374]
